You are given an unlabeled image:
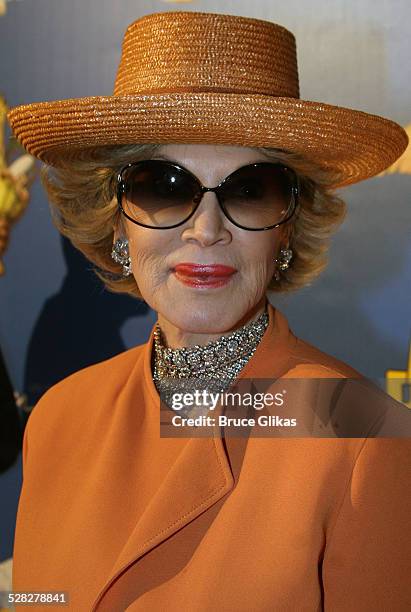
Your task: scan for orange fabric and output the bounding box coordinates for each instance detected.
[12,303,411,611]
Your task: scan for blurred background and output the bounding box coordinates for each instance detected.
[0,0,410,580]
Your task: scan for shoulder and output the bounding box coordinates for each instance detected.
[25,343,146,435]
[285,334,364,379]
[271,305,364,380]
[281,333,411,437]
[46,342,145,395]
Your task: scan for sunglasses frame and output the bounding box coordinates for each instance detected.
[116,159,300,231]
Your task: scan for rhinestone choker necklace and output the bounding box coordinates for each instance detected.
[152,307,269,411]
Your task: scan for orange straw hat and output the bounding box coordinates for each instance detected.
[7,11,408,187]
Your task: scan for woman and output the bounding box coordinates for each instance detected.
[7,11,411,612]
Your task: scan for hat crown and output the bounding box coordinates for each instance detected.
[113,11,300,98]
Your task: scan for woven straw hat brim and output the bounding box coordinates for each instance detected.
[7,92,408,188]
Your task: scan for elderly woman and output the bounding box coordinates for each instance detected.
[8,10,411,612]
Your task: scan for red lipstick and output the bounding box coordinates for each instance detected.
[173,263,237,288]
[174,263,237,276]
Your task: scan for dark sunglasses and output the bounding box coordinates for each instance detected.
[116,159,299,231]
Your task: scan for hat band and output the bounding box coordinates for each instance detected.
[114,86,299,97]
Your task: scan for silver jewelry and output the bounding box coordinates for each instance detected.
[274,247,293,281]
[276,247,293,270]
[111,237,132,277]
[152,308,269,413]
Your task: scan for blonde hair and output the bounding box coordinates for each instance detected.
[41,144,347,299]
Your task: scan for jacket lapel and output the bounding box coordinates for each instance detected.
[91,328,235,611]
[92,435,234,611]
[91,302,292,610]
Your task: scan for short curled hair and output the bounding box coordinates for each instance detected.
[41,144,347,300]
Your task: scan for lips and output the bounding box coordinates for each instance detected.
[173,263,237,277]
[172,263,237,288]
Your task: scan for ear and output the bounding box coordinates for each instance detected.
[280,220,294,247]
[112,213,127,243]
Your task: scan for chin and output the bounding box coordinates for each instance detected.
[166,307,246,334]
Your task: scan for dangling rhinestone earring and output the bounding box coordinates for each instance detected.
[274,247,293,281]
[111,237,132,277]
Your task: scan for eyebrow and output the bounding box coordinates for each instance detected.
[146,155,283,187]
[149,154,192,173]
[151,153,271,165]
[151,153,174,161]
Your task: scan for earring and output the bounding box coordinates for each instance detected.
[111,237,132,277]
[274,247,293,281]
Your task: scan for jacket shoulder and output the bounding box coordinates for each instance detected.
[27,343,146,430]
[47,343,145,393]
[286,335,365,379]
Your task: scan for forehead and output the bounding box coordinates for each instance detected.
[155,143,270,161]
[153,144,272,182]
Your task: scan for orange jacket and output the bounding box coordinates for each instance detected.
[12,303,411,611]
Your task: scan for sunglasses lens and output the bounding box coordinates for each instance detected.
[119,161,296,230]
[120,161,200,228]
[219,164,296,229]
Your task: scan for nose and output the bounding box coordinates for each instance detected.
[181,191,231,246]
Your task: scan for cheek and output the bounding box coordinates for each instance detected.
[232,235,277,299]
[246,261,274,298]
[240,234,277,274]
[127,232,175,297]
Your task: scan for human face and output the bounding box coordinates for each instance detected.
[115,144,292,348]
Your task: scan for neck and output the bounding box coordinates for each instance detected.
[156,296,268,349]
